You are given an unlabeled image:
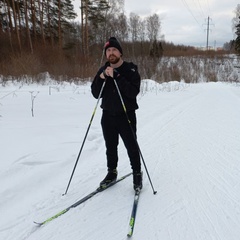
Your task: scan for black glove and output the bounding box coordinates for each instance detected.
[102,69,108,79]
[101,62,110,79]
[113,69,120,79]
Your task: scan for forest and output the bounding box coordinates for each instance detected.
[0,0,238,82]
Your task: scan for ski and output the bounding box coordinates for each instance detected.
[127,188,141,237]
[34,172,132,226]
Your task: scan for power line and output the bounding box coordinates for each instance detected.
[181,0,212,26]
[181,0,215,47]
[196,0,206,18]
[181,0,202,27]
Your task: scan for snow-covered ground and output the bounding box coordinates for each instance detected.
[1,80,240,240]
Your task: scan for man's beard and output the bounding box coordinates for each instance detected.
[108,54,121,64]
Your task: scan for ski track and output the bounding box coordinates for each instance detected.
[1,82,240,240]
[138,83,240,240]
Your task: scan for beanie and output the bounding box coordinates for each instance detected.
[104,37,123,55]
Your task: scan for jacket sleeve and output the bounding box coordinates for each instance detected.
[115,63,140,99]
[91,66,105,99]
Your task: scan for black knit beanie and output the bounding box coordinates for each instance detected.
[104,37,123,55]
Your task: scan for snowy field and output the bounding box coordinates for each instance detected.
[1,80,240,240]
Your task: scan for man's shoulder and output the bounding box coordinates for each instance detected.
[122,61,138,72]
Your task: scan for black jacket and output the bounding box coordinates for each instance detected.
[91,61,141,113]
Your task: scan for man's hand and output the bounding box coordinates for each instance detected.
[104,66,114,78]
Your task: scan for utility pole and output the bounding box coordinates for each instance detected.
[204,16,214,50]
[206,16,210,50]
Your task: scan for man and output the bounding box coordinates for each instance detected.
[91,37,142,191]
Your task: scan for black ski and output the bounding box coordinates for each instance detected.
[127,189,141,237]
[34,172,132,226]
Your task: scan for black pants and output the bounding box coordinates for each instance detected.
[101,110,141,172]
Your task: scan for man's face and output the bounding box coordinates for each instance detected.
[106,47,121,64]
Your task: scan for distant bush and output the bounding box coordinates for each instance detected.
[0,39,239,84]
[136,55,240,83]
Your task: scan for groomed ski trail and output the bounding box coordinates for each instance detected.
[1,82,240,240]
[136,82,240,240]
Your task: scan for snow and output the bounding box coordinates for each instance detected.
[1,80,240,240]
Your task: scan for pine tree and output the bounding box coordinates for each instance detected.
[235,17,240,53]
[80,0,110,56]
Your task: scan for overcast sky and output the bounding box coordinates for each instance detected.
[124,0,239,47]
[74,0,239,48]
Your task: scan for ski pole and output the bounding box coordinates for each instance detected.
[113,79,157,195]
[63,81,106,195]
[63,49,106,195]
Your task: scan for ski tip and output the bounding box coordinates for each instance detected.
[127,233,132,238]
[33,221,43,226]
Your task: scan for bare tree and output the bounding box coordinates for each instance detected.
[146,13,161,42]
[107,12,127,41]
[129,12,141,42]
[104,0,125,40]
[139,18,146,42]
[107,0,124,15]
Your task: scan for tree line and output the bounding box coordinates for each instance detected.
[0,0,238,80]
[0,0,163,56]
[0,0,77,53]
